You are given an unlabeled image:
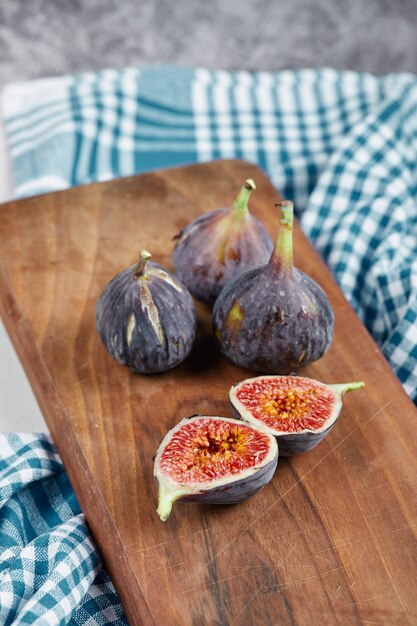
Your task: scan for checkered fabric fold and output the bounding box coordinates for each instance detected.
[0,434,127,625]
[2,65,417,624]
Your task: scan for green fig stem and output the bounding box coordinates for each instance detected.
[232,179,256,217]
[331,381,365,396]
[270,201,294,273]
[157,498,173,522]
[134,250,152,278]
[156,482,186,522]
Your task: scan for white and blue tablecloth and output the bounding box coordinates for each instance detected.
[2,65,417,624]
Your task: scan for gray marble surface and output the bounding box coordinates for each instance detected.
[1,0,417,431]
[1,0,417,85]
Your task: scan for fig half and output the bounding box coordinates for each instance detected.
[154,415,278,521]
[173,179,273,304]
[230,375,365,455]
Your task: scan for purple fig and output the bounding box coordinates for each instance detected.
[96,250,196,373]
[212,201,334,373]
[173,179,273,304]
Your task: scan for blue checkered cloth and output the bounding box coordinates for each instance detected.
[0,434,126,625]
[2,65,417,624]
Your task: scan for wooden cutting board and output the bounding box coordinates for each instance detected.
[1,160,417,626]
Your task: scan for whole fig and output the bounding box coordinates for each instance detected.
[212,201,334,373]
[96,250,196,373]
[173,179,273,304]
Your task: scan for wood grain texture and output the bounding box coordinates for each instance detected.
[1,160,417,625]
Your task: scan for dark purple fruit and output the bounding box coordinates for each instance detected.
[172,179,273,304]
[230,375,364,455]
[212,201,334,373]
[154,415,278,521]
[96,250,196,373]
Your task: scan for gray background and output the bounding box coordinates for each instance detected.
[1,0,417,84]
[1,0,417,431]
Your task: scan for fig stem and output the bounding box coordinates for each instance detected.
[156,499,173,522]
[331,381,365,395]
[271,201,294,273]
[134,250,152,278]
[232,179,256,216]
[157,482,185,522]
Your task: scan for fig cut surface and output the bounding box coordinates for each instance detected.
[230,375,364,455]
[153,415,278,521]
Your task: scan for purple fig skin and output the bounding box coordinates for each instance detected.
[231,405,335,456]
[173,180,273,305]
[274,425,336,456]
[212,201,334,373]
[213,266,334,373]
[96,252,196,373]
[180,453,278,504]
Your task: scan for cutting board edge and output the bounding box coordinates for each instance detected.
[0,265,156,626]
[0,158,258,210]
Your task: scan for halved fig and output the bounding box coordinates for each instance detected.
[154,415,278,521]
[230,375,365,456]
